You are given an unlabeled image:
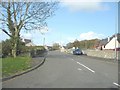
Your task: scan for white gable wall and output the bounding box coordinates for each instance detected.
[105,37,120,49]
[26,42,36,46]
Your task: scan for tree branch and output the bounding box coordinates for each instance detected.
[2,29,12,37]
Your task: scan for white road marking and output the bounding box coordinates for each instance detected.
[113,82,120,87]
[71,59,74,61]
[78,68,82,71]
[76,62,95,73]
[77,62,80,64]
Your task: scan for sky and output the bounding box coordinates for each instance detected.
[0,1,118,46]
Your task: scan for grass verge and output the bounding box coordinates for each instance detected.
[2,56,31,78]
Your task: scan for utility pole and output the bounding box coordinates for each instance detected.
[115,2,118,61]
[115,34,117,61]
[39,26,48,46]
[40,31,45,46]
[43,36,45,46]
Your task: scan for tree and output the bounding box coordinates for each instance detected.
[73,40,80,48]
[52,43,60,50]
[66,42,73,49]
[66,39,100,49]
[0,1,58,57]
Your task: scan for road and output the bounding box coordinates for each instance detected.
[2,51,119,88]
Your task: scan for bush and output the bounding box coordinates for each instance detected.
[30,49,47,58]
[2,39,28,57]
[2,39,13,57]
[2,39,47,57]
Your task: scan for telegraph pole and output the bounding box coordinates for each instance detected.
[43,36,45,46]
[39,26,48,46]
[115,2,118,61]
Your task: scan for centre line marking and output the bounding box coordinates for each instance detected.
[76,62,95,73]
[113,82,120,87]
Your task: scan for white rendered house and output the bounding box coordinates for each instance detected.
[105,37,120,50]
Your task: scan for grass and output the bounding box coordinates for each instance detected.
[2,56,31,78]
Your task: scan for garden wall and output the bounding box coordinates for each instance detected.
[83,49,120,60]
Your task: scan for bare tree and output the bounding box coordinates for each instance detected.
[0,1,58,57]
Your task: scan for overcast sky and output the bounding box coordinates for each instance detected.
[0,1,118,46]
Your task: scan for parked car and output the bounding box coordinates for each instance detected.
[73,48,83,55]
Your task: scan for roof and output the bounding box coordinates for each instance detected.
[99,33,120,46]
[47,46,52,48]
[117,33,120,43]
[99,38,108,46]
[24,39,31,44]
[110,33,120,43]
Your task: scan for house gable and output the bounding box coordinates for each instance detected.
[21,38,35,46]
[105,37,120,49]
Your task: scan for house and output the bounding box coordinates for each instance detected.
[97,33,120,51]
[105,36,120,51]
[96,38,109,50]
[44,45,49,50]
[21,38,36,47]
[25,42,36,47]
[47,46,53,51]
[60,46,66,52]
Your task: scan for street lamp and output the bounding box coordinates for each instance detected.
[115,3,118,61]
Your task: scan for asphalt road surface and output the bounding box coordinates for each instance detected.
[2,50,119,88]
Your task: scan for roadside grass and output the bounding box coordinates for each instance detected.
[2,56,31,78]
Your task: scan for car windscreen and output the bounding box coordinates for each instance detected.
[75,49,81,51]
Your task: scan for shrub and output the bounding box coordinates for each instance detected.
[2,39,28,57]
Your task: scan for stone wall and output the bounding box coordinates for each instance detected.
[83,49,119,60]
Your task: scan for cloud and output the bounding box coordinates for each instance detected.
[79,31,105,40]
[60,0,109,12]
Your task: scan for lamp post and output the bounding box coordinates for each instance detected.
[115,34,117,61]
[43,36,45,46]
[115,3,118,61]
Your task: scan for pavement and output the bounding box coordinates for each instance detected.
[2,50,119,88]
